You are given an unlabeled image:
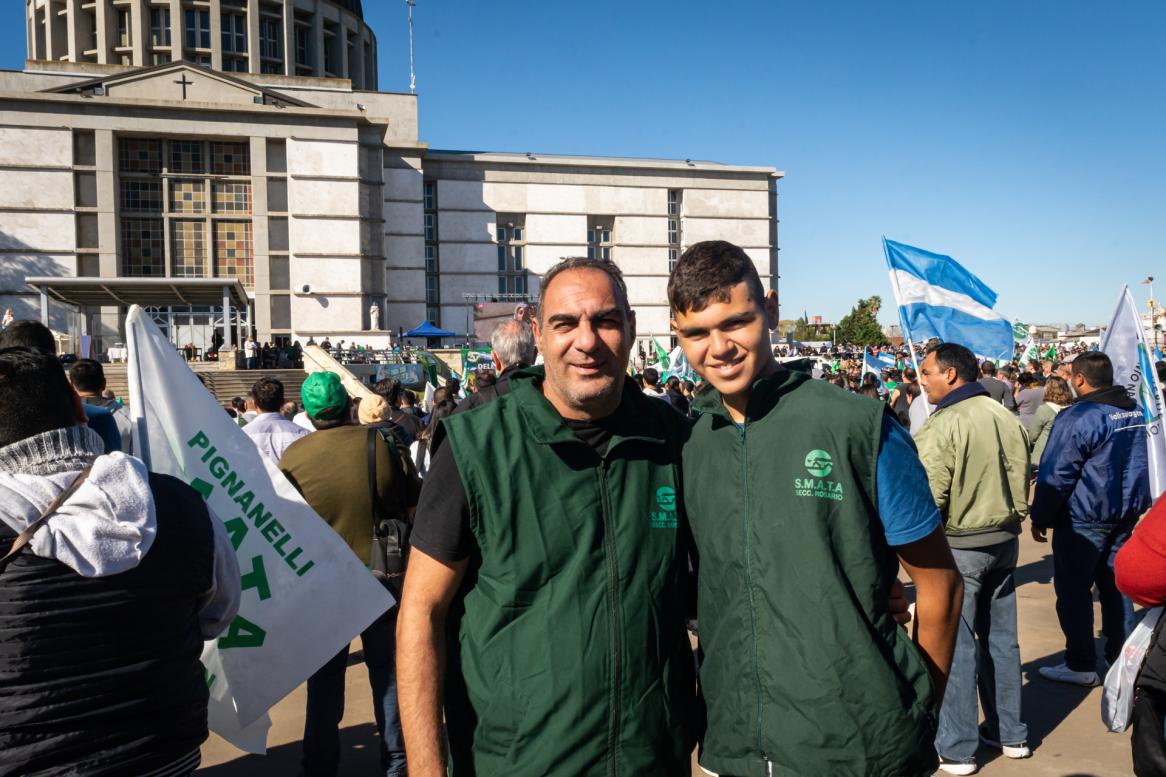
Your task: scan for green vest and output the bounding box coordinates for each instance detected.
[438,368,696,777]
[686,368,937,777]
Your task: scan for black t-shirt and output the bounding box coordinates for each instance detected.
[410,416,615,563]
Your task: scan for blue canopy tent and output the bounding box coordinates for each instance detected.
[403,321,456,338]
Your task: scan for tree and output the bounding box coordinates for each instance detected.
[791,315,820,342]
[835,296,888,347]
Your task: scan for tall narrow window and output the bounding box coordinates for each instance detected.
[667,190,682,272]
[423,181,440,325]
[185,9,211,50]
[222,11,248,71]
[150,8,171,46]
[116,9,131,47]
[587,217,613,262]
[496,217,527,295]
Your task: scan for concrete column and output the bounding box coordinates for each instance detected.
[209,0,222,70]
[313,1,324,76]
[94,0,113,64]
[169,0,183,61]
[247,0,260,74]
[44,2,59,60]
[40,288,49,326]
[281,0,294,76]
[338,21,349,84]
[134,0,149,65]
[222,287,233,352]
[65,0,81,61]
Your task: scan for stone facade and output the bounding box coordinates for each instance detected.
[3,0,780,353]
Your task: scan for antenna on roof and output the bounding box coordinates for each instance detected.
[405,0,417,94]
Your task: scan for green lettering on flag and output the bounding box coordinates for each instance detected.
[239,555,272,601]
[218,615,267,650]
[190,478,214,500]
[222,517,248,550]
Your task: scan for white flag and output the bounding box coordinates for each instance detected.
[125,306,394,752]
[1102,287,1166,498]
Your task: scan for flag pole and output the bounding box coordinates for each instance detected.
[883,237,931,418]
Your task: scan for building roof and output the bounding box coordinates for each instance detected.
[40,61,314,107]
[425,149,783,177]
[26,277,250,309]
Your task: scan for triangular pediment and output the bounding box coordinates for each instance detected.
[44,62,314,108]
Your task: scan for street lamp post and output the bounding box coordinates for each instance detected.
[1143,276,1159,353]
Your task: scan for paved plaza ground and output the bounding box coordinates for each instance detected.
[199,532,1135,776]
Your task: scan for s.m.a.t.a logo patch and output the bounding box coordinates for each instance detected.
[795,449,844,502]
[650,486,678,529]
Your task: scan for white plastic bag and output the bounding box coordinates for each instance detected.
[1103,606,1163,732]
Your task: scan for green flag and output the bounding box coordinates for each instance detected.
[1044,345,1057,360]
[652,338,670,371]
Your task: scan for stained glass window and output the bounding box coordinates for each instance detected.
[211,142,250,175]
[171,220,206,278]
[120,179,162,212]
[213,181,251,214]
[121,218,164,276]
[170,141,204,174]
[169,179,206,213]
[119,139,162,174]
[214,221,253,286]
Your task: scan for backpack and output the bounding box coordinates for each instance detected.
[366,427,412,600]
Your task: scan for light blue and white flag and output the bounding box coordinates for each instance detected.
[875,351,897,370]
[883,238,1014,361]
[1102,286,1166,498]
[861,348,885,394]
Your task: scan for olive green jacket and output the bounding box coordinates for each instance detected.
[686,367,938,777]
[914,393,1030,549]
[437,368,697,777]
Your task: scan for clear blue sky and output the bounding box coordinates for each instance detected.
[6,1,1163,326]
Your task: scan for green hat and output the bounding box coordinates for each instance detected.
[301,372,349,420]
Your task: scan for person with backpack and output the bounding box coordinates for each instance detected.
[280,372,421,777]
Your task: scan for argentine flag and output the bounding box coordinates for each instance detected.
[882,238,1014,361]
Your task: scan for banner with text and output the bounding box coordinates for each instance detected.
[125,306,394,752]
[1102,287,1166,499]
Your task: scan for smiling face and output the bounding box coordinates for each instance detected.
[532,266,635,420]
[672,281,779,422]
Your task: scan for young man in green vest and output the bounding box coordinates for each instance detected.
[397,257,697,777]
[670,240,964,777]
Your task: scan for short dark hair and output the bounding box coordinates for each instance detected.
[231,396,246,412]
[372,377,403,405]
[0,320,56,353]
[643,367,660,387]
[1072,351,1113,388]
[926,342,978,382]
[69,359,107,394]
[402,389,418,406]
[251,377,285,413]
[980,360,997,377]
[667,240,766,315]
[1156,360,1166,384]
[476,372,496,389]
[537,256,631,323]
[0,347,77,447]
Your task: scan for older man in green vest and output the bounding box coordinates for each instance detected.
[397,257,697,777]
[670,241,964,777]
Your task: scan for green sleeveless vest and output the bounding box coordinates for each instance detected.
[686,368,937,777]
[438,368,697,777]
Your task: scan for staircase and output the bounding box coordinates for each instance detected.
[99,363,308,408]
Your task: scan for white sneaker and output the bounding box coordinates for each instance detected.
[979,733,1032,759]
[1039,663,1101,686]
[937,759,978,775]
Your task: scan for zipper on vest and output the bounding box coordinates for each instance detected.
[600,458,621,777]
[739,423,766,759]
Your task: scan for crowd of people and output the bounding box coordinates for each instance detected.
[3,241,1166,777]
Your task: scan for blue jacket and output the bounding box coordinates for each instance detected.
[1030,385,1151,529]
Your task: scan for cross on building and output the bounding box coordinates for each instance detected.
[174,74,193,100]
